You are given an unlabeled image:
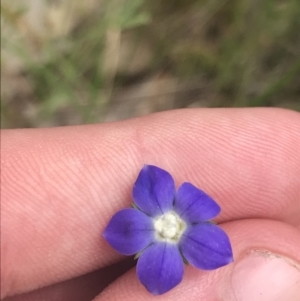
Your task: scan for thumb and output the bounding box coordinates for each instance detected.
[232,250,300,301]
[97,220,300,301]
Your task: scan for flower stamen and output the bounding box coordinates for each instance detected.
[154,211,186,242]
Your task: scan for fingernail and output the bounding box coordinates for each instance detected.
[232,250,300,301]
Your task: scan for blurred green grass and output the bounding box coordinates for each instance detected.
[1,0,300,128]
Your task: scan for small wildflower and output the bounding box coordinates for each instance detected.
[103,165,233,295]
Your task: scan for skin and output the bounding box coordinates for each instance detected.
[1,108,300,301]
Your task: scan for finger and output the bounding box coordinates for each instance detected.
[1,108,300,297]
[3,259,135,301]
[96,219,300,301]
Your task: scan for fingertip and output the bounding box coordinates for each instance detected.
[96,220,300,301]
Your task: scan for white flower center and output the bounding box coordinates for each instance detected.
[154,211,186,243]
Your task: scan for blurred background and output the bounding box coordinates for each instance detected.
[1,0,300,128]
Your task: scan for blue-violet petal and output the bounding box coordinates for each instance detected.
[103,208,154,255]
[179,223,233,270]
[132,165,175,217]
[174,182,221,223]
[137,242,184,295]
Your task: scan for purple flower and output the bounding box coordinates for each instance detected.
[103,165,233,295]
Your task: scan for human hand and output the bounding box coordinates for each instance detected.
[1,108,300,301]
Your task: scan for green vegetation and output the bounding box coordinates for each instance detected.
[1,0,299,128]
